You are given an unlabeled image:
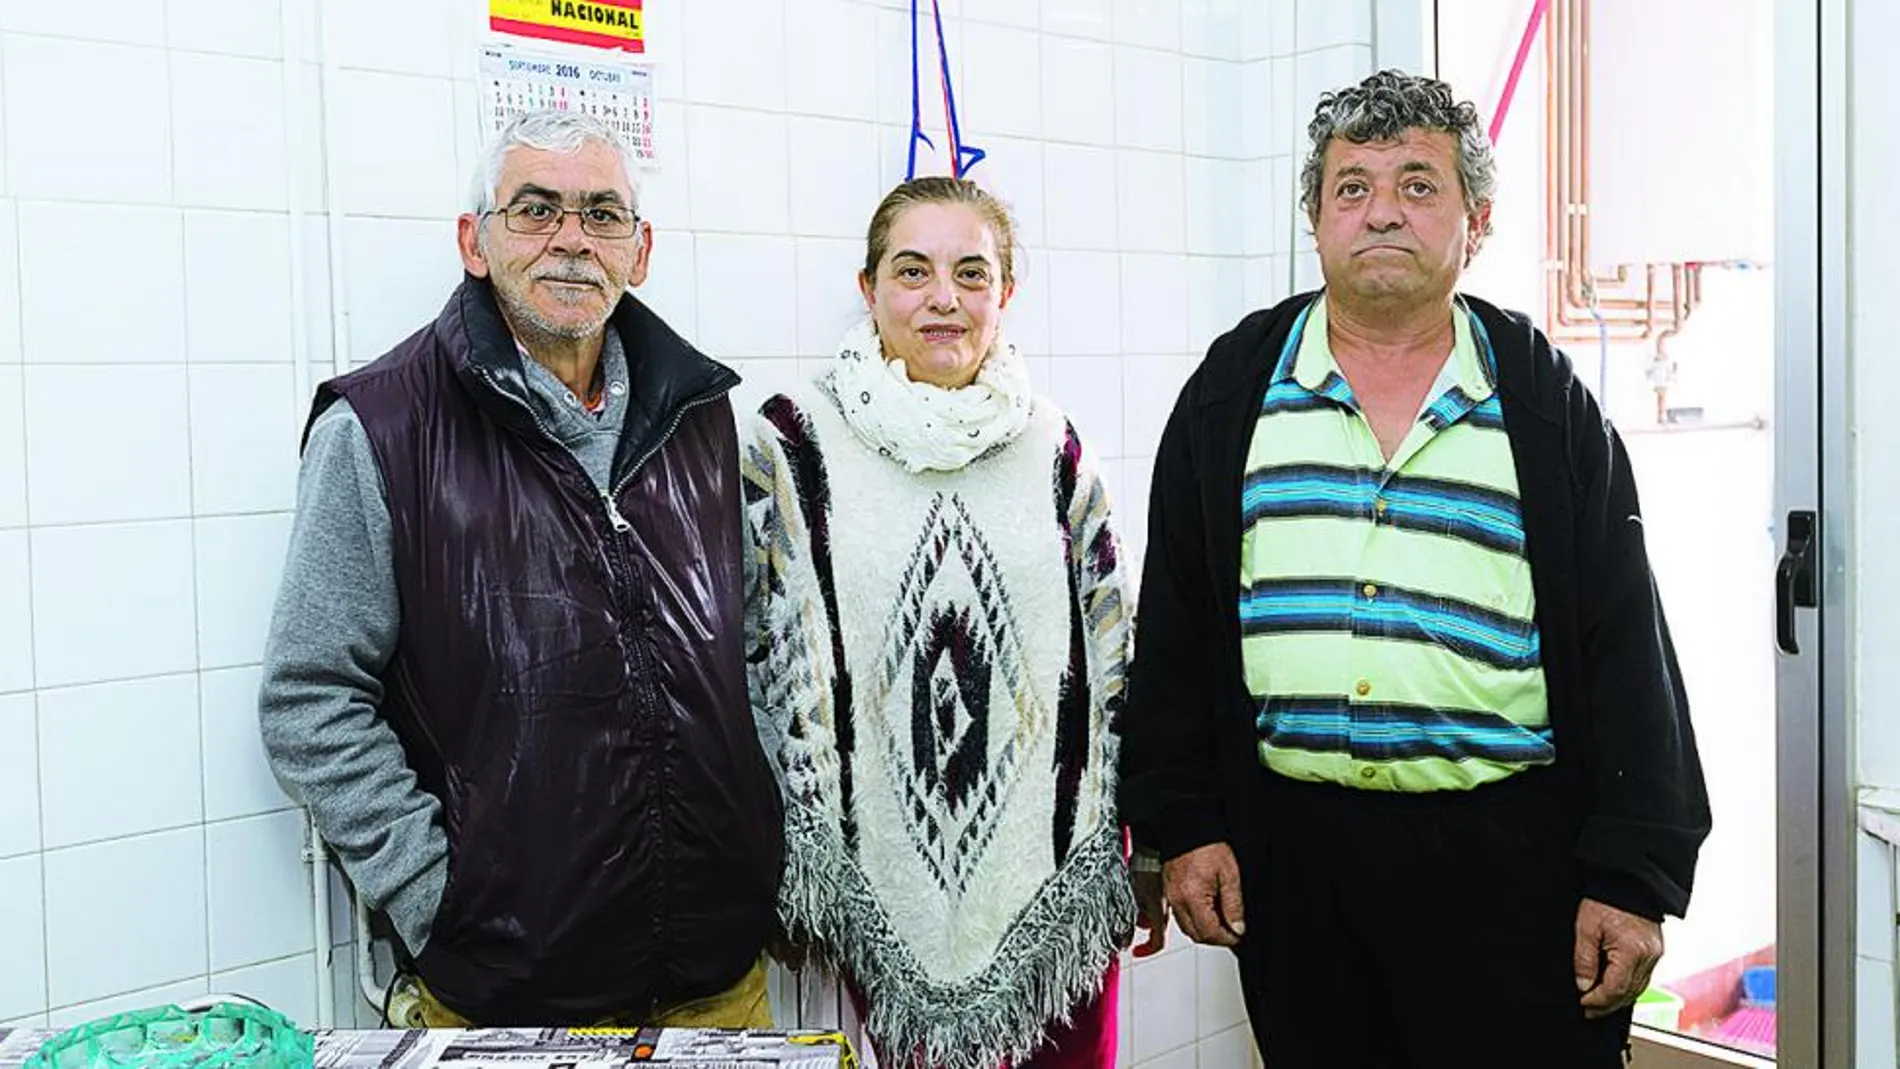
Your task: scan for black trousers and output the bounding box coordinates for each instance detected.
[1233,767,1633,1069]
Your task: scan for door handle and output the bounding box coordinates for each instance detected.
[1776,509,1817,655]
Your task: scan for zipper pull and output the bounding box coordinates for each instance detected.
[603,491,632,533]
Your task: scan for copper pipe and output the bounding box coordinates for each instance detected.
[1541,0,1697,344]
[1543,0,1654,337]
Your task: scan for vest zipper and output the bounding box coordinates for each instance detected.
[470,364,732,523]
[602,492,632,532]
[605,388,730,503]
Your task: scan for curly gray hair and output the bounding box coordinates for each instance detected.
[1299,69,1495,239]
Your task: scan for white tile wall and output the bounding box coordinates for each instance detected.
[1042,38,1117,148]
[1127,942,1199,1062]
[20,204,186,365]
[1180,0,1242,61]
[1007,249,1054,356]
[0,530,30,694]
[0,692,38,858]
[341,217,462,365]
[962,24,1045,140]
[1187,256,1246,349]
[183,212,297,365]
[43,827,208,1007]
[1242,158,1276,256]
[874,6,965,131]
[0,855,46,1020]
[1184,157,1246,256]
[640,101,694,231]
[1052,355,1126,458]
[1124,354,1195,453]
[211,954,318,1029]
[794,238,867,357]
[37,674,203,849]
[200,666,294,823]
[0,0,165,46]
[0,366,22,527]
[1119,254,1190,354]
[1114,47,1184,152]
[171,53,291,211]
[636,230,700,343]
[1115,150,1186,253]
[696,234,800,358]
[786,0,880,121]
[30,521,198,689]
[967,0,1041,31]
[23,365,192,525]
[167,0,284,59]
[1197,1023,1258,1068]
[325,0,454,78]
[689,108,794,236]
[1044,144,1121,250]
[727,359,811,428]
[1269,57,1296,156]
[194,514,294,669]
[3,38,171,204]
[1296,1,1374,53]
[328,72,459,219]
[1045,0,1114,42]
[1113,0,1183,53]
[1184,57,1245,159]
[0,207,21,365]
[0,4,1372,1059]
[789,118,883,239]
[973,136,1047,247]
[1194,945,1248,1036]
[683,0,789,112]
[1240,60,1276,160]
[1047,250,1123,354]
[206,810,316,972]
[188,366,300,515]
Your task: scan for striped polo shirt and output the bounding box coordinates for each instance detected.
[1238,293,1552,792]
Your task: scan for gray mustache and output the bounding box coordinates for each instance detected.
[534,267,607,285]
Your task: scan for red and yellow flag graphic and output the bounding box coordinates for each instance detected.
[490,0,644,52]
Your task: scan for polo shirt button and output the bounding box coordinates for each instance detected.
[1355,679,1372,697]
[1360,766,1377,780]
[1362,583,1378,599]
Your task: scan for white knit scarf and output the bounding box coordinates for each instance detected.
[826,319,1033,473]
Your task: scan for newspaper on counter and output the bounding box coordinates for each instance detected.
[0,1026,854,1069]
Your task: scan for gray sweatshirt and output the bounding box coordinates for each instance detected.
[259,331,632,956]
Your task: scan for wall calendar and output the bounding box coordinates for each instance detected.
[479,44,656,167]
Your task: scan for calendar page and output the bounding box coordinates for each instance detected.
[480,44,657,167]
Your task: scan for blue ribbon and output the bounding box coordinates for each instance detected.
[907,0,986,181]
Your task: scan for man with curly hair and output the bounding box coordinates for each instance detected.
[1119,69,1710,1066]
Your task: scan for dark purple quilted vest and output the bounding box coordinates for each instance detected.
[314,278,783,1023]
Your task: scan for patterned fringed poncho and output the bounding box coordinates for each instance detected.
[741,381,1135,1069]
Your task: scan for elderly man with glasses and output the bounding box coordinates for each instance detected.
[259,109,784,1028]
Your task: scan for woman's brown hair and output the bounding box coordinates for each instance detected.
[861,177,1021,288]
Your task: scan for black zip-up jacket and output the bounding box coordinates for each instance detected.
[1118,291,1710,921]
[314,278,785,1022]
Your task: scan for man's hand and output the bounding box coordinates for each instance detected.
[1131,867,1170,957]
[1574,898,1664,1019]
[1162,842,1246,947]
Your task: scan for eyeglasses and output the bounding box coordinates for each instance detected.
[485,201,640,239]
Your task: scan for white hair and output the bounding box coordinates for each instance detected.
[468,109,643,215]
